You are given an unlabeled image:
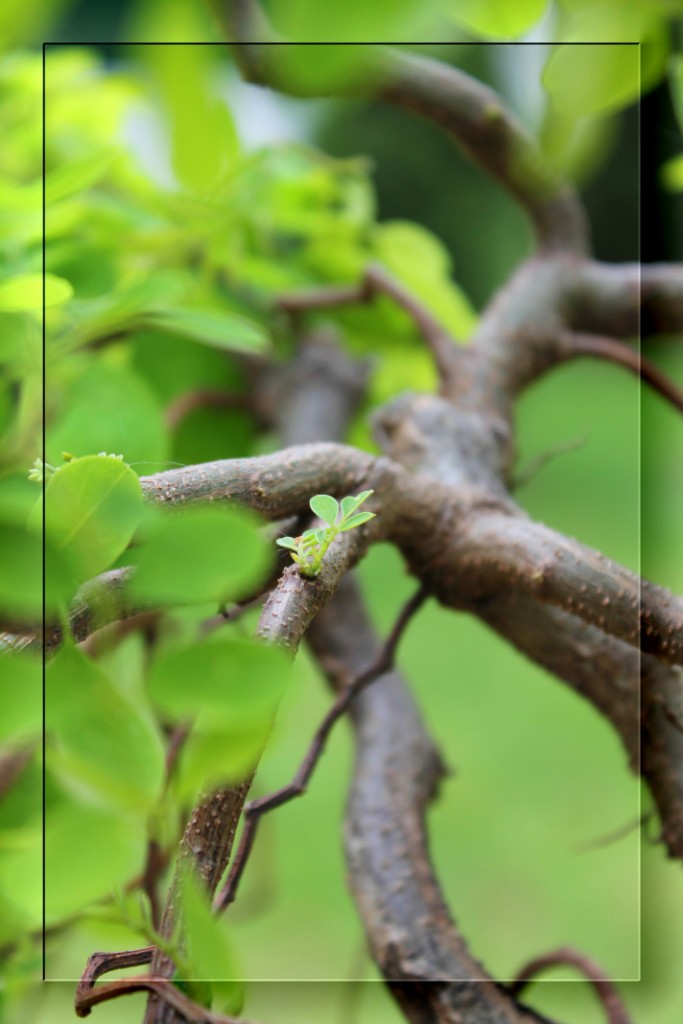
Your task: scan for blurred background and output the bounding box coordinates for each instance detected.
[3,0,683,1022]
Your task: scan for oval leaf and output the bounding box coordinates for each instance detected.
[43,455,143,582]
[445,0,547,38]
[129,505,270,607]
[143,307,269,355]
[0,273,73,311]
[47,642,165,813]
[148,636,289,723]
[339,510,376,532]
[309,494,339,526]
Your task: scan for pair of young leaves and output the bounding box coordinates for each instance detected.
[276,489,376,576]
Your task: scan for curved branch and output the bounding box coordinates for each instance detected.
[217,0,588,254]
[566,332,683,414]
[378,48,589,254]
[440,511,683,665]
[510,947,634,1024]
[139,443,375,513]
[476,594,683,859]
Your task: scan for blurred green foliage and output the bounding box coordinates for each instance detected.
[0,2,682,1024]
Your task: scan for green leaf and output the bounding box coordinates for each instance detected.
[142,307,269,355]
[0,654,40,743]
[47,642,165,813]
[46,361,169,471]
[338,511,376,532]
[275,536,298,550]
[148,636,289,723]
[42,455,143,581]
[445,0,547,38]
[661,153,683,192]
[129,505,270,607]
[669,55,683,135]
[44,796,146,925]
[309,494,339,526]
[543,42,644,119]
[340,489,374,519]
[45,148,117,206]
[0,273,73,311]
[149,636,289,798]
[372,222,476,339]
[178,867,244,1013]
[0,521,77,620]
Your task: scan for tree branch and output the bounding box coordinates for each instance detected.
[565,332,683,414]
[213,585,428,912]
[509,947,634,1024]
[306,575,556,1024]
[276,262,463,389]
[217,0,588,254]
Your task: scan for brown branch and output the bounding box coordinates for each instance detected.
[78,947,154,992]
[276,262,462,389]
[0,745,34,800]
[143,504,378,1024]
[306,574,555,1024]
[139,443,375,513]
[165,390,251,432]
[218,0,588,254]
[76,974,256,1024]
[213,585,428,912]
[567,332,683,413]
[441,511,683,665]
[509,947,634,1024]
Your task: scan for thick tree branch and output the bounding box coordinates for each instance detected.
[377,49,589,255]
[217,0,588,254]
[139,443,375,513]
[307,576,555,1024]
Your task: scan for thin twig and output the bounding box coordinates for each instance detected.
[276,262,461,388]
[511,432,590,490]
[165,390,251,432]
[508,947,634,1024]
[76,973,254,1023]
[570,332,683,414]
[213,585,429,912]
[576,811,654,853]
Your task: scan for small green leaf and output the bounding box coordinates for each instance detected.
[275,536,298,550]
[0,273,73,311]
[42,455,143,581]
[143,307,269,355]
[340,490,375,520]
[129,505,270,607]
[338,511,376,532]
[309,494,339,526]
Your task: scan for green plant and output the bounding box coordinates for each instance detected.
[276,489,376,576]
